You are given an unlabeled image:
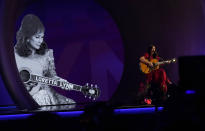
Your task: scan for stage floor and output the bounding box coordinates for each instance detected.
[0,104,163,120]
[0,103,201,131]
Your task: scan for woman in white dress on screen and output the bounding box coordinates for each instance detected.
[14,14,75,106]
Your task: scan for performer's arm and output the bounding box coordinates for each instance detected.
[140,56,153,67]
[46,49,73,90]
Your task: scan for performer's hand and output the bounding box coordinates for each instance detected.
[148,62,153,67]
[167,60,172,64]
[58,78,68,83]
[29,83,41,96]
[24,81,38,91]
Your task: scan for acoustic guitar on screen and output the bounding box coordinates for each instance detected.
[139,58,176,74]
[19,68,100,100]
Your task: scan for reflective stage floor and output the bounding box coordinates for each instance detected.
[0,104,163,119]
[0,104,167,131]
[0,100,203,131]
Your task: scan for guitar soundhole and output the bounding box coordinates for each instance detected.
[19,70,30,83]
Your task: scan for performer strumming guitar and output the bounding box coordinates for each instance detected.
[139,44,175,104]
[14,14,99,106]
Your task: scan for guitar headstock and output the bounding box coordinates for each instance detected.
[170,58,177,63]
[81,83,100,100]
[166,58,177,64]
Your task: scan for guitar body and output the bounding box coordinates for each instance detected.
[139,58,176,74]
[139,58,159,74]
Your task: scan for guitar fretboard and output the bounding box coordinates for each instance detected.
[30,74,82,91]
[156,61,169,65]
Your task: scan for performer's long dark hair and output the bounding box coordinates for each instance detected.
[15,14,48,57]
[147,44,158,59]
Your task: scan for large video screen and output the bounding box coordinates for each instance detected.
[0,0,124,107]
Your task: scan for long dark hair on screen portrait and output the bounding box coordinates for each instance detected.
[15,14,48,57]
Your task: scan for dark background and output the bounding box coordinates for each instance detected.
[1,0,205,107]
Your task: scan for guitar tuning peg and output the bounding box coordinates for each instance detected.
[86,83,89,86]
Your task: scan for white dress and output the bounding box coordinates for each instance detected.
[15,49,75,106]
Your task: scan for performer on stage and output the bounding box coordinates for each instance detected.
[139,44,172,104]
[14,14,75,106]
